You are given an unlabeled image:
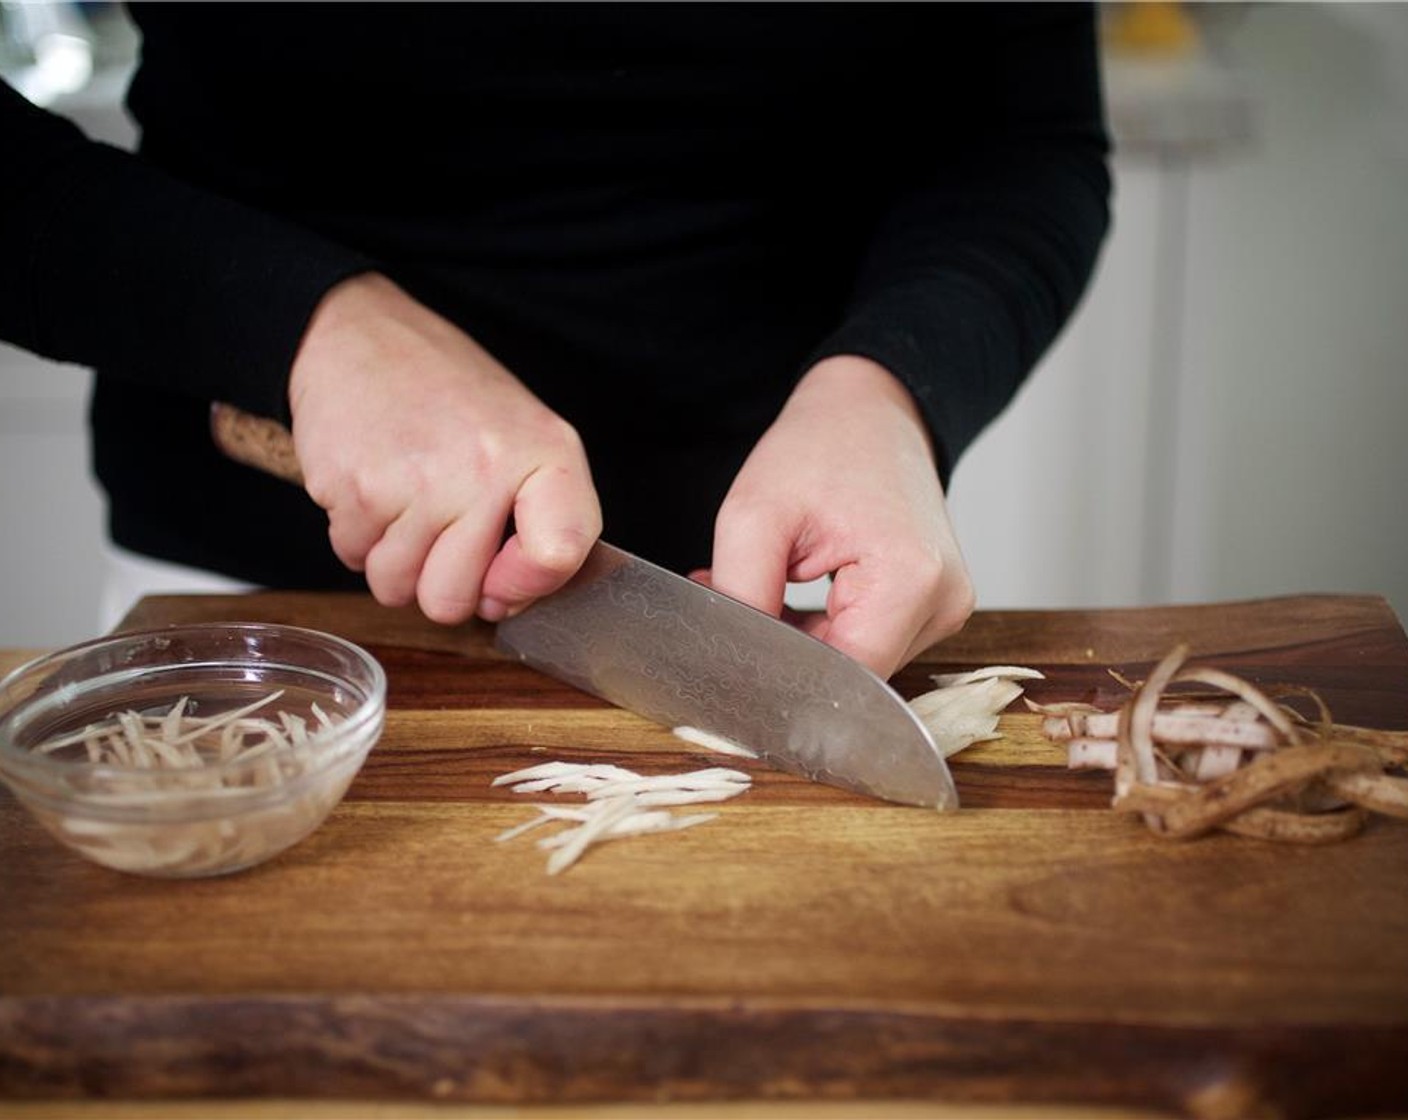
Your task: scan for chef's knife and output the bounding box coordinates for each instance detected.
[496,541,955,808]
[211,404,956,808]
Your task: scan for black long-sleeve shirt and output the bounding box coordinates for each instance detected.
[0,2,1110,585]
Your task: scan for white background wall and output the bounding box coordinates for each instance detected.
[950,3,1408,622]
[2,3,1407,647]
[1171,4,1408,611]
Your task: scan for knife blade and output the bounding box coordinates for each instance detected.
[496,542,956,809]
[211,404,956,809]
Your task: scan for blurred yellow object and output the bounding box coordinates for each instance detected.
[1104,2,1199,57]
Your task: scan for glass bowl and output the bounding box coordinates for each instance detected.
[0,623,386,878]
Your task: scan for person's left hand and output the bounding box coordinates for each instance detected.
[699,355,975,679]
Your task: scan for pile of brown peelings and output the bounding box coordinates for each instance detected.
[1035,645,1408,843]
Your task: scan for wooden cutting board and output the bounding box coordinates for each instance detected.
[2,593,1406,1119]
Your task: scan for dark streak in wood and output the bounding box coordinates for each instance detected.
[2,996,1405,1119]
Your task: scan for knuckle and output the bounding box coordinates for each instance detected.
[931,599,973,640]
[849,633,893,672]
[339,465,389,518]
[325,511,374,570]
[363,556,414,609]
[390,452,440,499]
[418,593,475,626]
[546,415,587,457]
[327,535,366,573]
[490,414,585,474]
[930,576,976,637]
[890,548,945,600]
[714,488,776,540]
[893,546,974,639]
[417,566,482,625]
[300,456,356,512]
[523,524,595,579]
[827,622,898,680]
[367,575,415,610]
[303,473,336,511]
[301,450,383,515]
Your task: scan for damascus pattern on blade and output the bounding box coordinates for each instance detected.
[496,544,956,809]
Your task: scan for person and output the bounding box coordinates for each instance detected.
[0,3,1110,679]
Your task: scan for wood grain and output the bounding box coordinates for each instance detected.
[915,593,1401,666]
[116,591,500,661]
[6,798,1407,1020]
[2,592,1406,1119]
[0,1101,1173,1120]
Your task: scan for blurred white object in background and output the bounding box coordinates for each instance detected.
[2,1,93,107]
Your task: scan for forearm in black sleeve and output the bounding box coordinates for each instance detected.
[808,3,1112,482]
[0,79,372,425]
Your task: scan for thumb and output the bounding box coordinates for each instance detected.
[478,462,601,617]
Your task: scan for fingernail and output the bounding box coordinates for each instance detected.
[477,597,508,622]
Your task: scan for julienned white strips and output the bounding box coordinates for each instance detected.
[670,724,759,759]
[492,761,752,875]
[23,691,346,876]
[908,666,1044,759]
[668,667,1044,768]
[492,666,1042,872]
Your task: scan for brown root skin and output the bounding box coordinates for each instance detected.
[1117,644,1190,801]
[1152,743,1378,839]
[1327,770,1408,819]
[1219,804,1367,844]
[1049,646,1406,845]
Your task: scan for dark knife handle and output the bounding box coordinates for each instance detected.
[210,403,304,486]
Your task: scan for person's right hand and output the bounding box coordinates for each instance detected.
[286,273,601,625]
